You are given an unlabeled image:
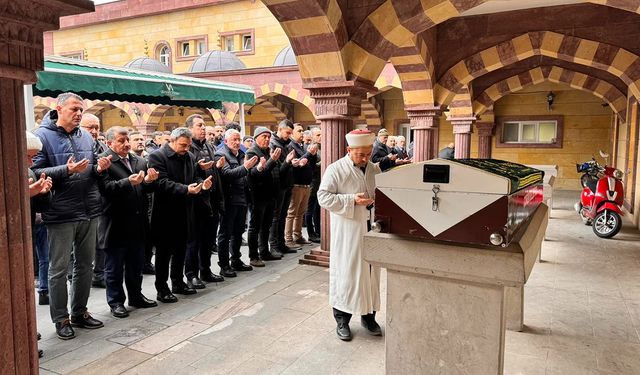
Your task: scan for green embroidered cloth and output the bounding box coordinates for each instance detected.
[451,159,544,193]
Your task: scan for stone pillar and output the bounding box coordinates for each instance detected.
[136,123,159,138]
[451,118,475,159]
[476,122,495,159]
[407,107,441,162]
[300,81,370,265]
[0,2,94,374]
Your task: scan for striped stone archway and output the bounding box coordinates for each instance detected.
[84,100,135,130]
[388,32,435,108]
[359,96,383,127]
[471,66,627,121]
[255,82,315,115]
[435,31,640,106]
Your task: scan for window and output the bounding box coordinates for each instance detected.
[224,36,235,52]
[156,44,170,67]
[175,35,208,61]
[218,29,255,55]
[181,42,190,57]
[497,116,563,148]
[60,51,84,60]
[242,34,252,51]
[197,40,207,55]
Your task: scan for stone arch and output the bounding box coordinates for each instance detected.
[146,105,172,127]
[242,97,289,122]
[472,66,627,121]
[255,83,315,115]
[388,32,436,108]
[33,105,51,124]
[435,31,640,106]
[358,96,384,127]
[447,86,474,119]
[261,0,349,82]
[84,101,135,130]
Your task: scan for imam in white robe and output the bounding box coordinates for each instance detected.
[317,155,381,316]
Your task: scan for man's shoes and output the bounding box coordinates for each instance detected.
[142,263,155,275]
[219,266,237,278]
[231,260,253,272]
[156,290,178,303]
[260,251,282,261]
[172,282,197,295]
[210,246,218,254]
[39,349,43,358]
[37,332,41,341]
[187,277,206,290]
[55,319,75,340]
[201,271,224,283]
[361,315,382,336]
[92,279,106,288]
[110,304,129,318]
[38,292,49,305]
[295,237,312,245]
[283,242,302,251]
[250,259,265,267]
[309,234,321,243]
[129,295,158,308]
[336,323,352,341]
[70,312,104,330]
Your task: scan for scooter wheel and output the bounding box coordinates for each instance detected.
[592,210,622,238]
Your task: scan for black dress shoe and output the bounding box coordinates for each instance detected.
[37,332,41,341]
[92,279,106,288]
[129,295,158,308]
[39,349,43,358]
[55,319,75,340]
[279,246,298,254]
[309,235,321,243]
[142,263,155,275]
[70,312,104,329]
[219,266,237,278]
[157,290,178,303]
[38,292,49,305]
[172,282,197,295]
[361,316,382,336]
[201,271,225,282]
[336,323,352,341]
[187,277,206,289]
[110,304,129,318]
[260,251,282,261]
[231,260,253,272]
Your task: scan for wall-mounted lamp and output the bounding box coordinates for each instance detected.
[546,91,555,111]
[132,106,141,117]
[178,107,184,116]
[119,110,126,118]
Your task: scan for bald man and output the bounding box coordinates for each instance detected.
[80,114,107,155]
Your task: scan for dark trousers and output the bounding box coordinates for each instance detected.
[93,216,106,282]
[154,243,187,291]
[304,193,321,236]
[185,211,215,279]
[34,223,50,293]
[105,243,144,306]
[270,187,292,249]
[218,204,248,267]
[248,198,275,260]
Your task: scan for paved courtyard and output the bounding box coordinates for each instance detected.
[36,191,640,375]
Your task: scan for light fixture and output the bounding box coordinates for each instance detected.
[546,91,555,111]
[132,106,141,117]
[119,110,125,118]
[178,107,184,116]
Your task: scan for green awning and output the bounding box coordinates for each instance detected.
[34,56,255,108]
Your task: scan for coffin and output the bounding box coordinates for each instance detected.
[374,159,544,247]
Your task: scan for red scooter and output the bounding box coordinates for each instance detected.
[574,151,624,238]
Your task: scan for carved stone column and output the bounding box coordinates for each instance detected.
[450,118,475,159]
[300,81,370,266]
[476,122,495,159]
[0,2,94,374]
[136,122,159,138]
[407,107,442,162]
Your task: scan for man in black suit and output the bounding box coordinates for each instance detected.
[99,127,159,317]
[148,127,213,303]
[184,114,224,289]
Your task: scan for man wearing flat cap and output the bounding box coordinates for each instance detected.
[372,128,409,171]
[317,129,383,342]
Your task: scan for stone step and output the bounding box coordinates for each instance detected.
[299,258,329,268]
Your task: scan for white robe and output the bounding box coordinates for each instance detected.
[317,155,381,316]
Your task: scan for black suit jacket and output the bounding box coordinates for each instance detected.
[98,148,154,249]
[148,143,202,247]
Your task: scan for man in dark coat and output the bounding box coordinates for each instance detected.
[394,135,410,159]
[246,127,286,265]
[32,92,112,340]
[148,127,213,303]
[269,120,300,254]
[98,127,159,318]
[371,128,397,171]
[184,114,224,289]
[438,142,455,159]
[285,123,318,246]
[304,127,322,243]
[215,129,258,276]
